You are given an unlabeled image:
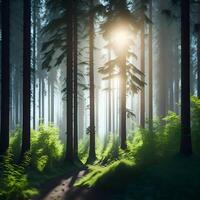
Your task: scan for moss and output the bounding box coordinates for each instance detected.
[76,160,138,191]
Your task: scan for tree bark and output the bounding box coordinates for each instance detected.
[0,0,10,155]
[73,0,78,159]
[48,78,51,123]
[88,0,96,161]
[119,54,127,150]
[180,0,192,156]
[51,79,54,123]
[148,0,153,132]
[42,77,45,122]
[21,0,31,156]
[197,27,200,98]
[140,11,145,129]
[66,0,74,162]
[32,0,36,129]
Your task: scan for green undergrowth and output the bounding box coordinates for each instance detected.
[122,155,200,200]
[10,124,64,172]
[75,159,139,191]
[0,124,66,200]
[76,97,200,193]
[0,152,38,200]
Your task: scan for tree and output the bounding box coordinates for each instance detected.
[140,4,145,129]
[73,0,79,159]
[21,0,31,156]
[0,0,10,155]
[148,0,153,132]
[196,24,200,98]
[98,0,145,149]
[32,0,37,129]
[88,0,96,161]
[66,0,74,162]
[180,0,192,156]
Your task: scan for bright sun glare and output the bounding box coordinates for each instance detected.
[112,29,129,49]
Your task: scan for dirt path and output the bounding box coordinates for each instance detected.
[32,170,104,200]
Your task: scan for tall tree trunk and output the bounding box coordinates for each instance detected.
[21,0,31,156]
[0,0,10,155]
[156,0,167,119]
[39,76,42,124]
[48,78,51,123]
[42,77,45,122]
[66,0,74,162]
[15,76,19,125]
[73,0,78,159]
[88,0,96,161]
[32,0,36,129]
[148,0,153,132]
[119,54,126,149]
[108,48,112,133]
[51,79,54,123]
[112,80,115,133]
[197,26,200,98]
[180,0,192,156]
[140,11,145,129]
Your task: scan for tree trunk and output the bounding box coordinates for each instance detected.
[140,11,145,129]
[112,80,115,133]
[51,79,54,123]
[88,0,96,162]
[21,0,31,156]
[73,0,78,159]
[108,48,112,133]
[0,0,10,155]
[39,76,42,124]
[32,0,36,129]
[42,77,45,122]
[119,54,127,150]
[180,0,192,156]
[148,0,153,132]
[197,27,200,98]
[48,78,51,123]
[66,0,74,162]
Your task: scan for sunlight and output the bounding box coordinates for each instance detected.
[112,28,129,50]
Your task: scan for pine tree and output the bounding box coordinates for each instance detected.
[21,0,31,156]
[148,0,153,132]
[180,0,192,156]
[0,0,10,155]
[88,0,96,161]
[66,0,74,162]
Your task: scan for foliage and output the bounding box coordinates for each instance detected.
[76,111,182,189]
[0,152,38,200]
[97,0,145,95]
[10,124,64,172]
[78,137,89,163]
[31,124,64,171]
[75,159,137,191]
[191,96,200,155]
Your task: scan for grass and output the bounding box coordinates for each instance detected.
[75,159,140,191]
[76,155,200,200]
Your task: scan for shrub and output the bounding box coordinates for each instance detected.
[31,124,64,171]
[10,124,64,171]
[0,152,38,200]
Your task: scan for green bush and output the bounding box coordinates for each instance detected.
[191,96,200,155]
[10,124,64,171]
[31,124,64,171]
[0,152,38,200]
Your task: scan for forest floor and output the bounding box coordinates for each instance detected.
[31,169,105,200]
[31,155,200,200]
